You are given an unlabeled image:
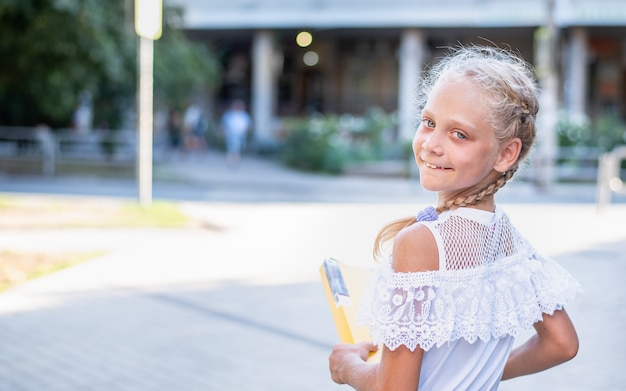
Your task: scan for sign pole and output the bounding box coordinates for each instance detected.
[137,36,154,207]
[135,0,162,207]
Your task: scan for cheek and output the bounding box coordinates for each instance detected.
[412,130,423,155]
[463,148,498,176]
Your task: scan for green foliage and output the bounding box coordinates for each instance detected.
[0,1,220,129]
[557,111,591,148]
[279,116,349,174]
[154,6,219,110]
[279,109,398,174]
[557,110,626,152]
[339,107,396,160]
[0,0,136,127]
[594,112,626,152]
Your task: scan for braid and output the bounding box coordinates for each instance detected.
[436,168,517,213]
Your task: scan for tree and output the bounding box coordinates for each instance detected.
[0,0,219,129]
[0,0,136,128]
[153,6,219,111]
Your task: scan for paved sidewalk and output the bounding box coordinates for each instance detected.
[0,151,618,205]
[0,152,625,390]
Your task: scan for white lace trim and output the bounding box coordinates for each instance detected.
[356,251,581,352]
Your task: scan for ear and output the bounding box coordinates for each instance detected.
[493,137,522,173]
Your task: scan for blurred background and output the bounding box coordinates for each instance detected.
[0,0,625,183]
[0,1,625,390]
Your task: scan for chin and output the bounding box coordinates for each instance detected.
[418,177,442,192]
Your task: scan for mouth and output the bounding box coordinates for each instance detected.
[421,159,449,170]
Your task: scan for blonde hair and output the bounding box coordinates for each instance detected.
[373,45,539,259]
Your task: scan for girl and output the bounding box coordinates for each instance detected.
[328,46,580,390]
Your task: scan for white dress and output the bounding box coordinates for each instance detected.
[357,207,580,390]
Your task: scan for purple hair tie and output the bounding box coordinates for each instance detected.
[416,206,438,222]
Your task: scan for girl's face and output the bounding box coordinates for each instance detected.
[413,77,514,200]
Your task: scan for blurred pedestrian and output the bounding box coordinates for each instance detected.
[183,102,206,154]
[328,45,580,390]
[220,100,251,166]
[167,109,183,158]
[72,93,93,134]
[35,124,55,175]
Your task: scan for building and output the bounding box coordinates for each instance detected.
[168,0,626,163]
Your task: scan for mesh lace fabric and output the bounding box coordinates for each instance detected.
[358,208,581,352]
[441,214,516,271]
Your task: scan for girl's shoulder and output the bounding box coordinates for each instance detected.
[391,222,439,273]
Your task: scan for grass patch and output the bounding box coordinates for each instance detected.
[0,195,195,292]
[118,202,190,227]
[0,195,192,228]
[0,251,102,292]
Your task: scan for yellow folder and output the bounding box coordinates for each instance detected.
[319,258,381,363]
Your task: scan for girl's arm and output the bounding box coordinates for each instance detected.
[328,223,438,390]
[501,308,578,380]
[329,342,423,391]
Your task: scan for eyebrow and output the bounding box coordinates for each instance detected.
[421,109,481,133]
[450,118,480,133]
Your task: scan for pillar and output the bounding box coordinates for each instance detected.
[398,29,426,141]
[251,30,276,150]
[565,27,588,117]
[534,0,559,190]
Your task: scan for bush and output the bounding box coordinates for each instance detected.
[278,108,399,174]
[594,112,626,152]
[558,110,626,152]
[557,111,591,148]
[279,116,349,174]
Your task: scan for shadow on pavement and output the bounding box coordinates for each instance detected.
[0,236,625,390]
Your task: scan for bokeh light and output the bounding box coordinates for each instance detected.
[303,51,319,66]
[296,31,313,47]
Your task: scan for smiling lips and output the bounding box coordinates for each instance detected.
[423,160,449,170]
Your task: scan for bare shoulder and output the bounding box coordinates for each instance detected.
[391,222,439,273]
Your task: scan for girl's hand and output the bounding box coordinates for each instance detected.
[329,342,378,384]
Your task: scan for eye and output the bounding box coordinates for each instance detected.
[452,130,467,140]
[421,118,435,128]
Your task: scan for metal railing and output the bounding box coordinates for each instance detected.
[597,145,626,210]
[0,126,137,176]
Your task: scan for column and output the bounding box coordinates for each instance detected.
[251,30,276,149]
[534,0,559,190]
[565,27,588,117]
[398,28,426,141]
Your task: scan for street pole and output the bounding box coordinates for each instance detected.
[134,0,162,207]
[137,36,154,207]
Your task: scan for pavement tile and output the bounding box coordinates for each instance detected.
[0,152,625,390]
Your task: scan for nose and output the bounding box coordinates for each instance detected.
[419,128,444,155]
